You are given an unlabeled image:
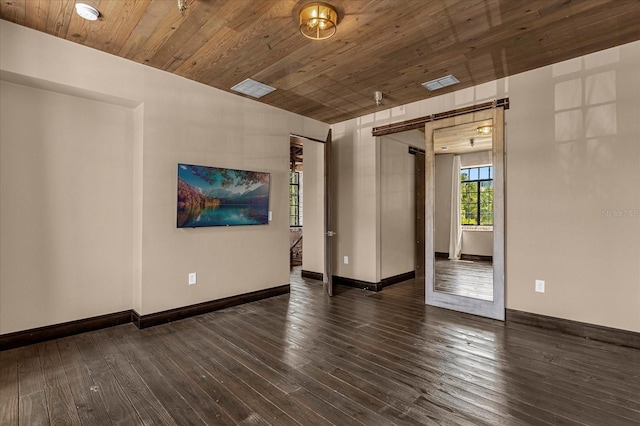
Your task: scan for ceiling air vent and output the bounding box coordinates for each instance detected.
[230,78,276,98]
[422,75,460,91]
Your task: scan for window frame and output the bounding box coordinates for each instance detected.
[289,171,301,227]
[460,165,493,227]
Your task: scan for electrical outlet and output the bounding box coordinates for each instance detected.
[344,256,349,265]
[535,279,545,293]
[268,211,272,221]
[189,272,197,285]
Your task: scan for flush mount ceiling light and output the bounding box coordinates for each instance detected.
[422,75,460,91]
[75,3,99,21]
[230,78,276,98]
[477,125,492,136]
[299,3,338,40]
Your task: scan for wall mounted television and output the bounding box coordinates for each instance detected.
[177,163,270,228]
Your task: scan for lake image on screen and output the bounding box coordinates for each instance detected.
[177,164,270,228]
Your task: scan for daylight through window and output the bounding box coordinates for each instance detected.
[461,166,493,226]
[289,172,302,226]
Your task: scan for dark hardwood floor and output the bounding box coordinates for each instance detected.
[435,259,493,301]
[2,268,639,425]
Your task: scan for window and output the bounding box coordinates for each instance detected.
[460,166,493,226]
[289,171,302,226]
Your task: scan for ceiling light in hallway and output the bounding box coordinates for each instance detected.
[299,3,338,40]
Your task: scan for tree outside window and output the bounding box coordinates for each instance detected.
[289,172,302,226]
[461,166,493,226]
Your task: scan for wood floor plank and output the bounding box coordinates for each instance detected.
[194,315,417,425]
[344,322,627,422]
[3,267,639,425]
[220,297,498,426]
[18,390,49,426]
[56,336,114,425]
[137,330,266,426]
[116,330,210,425]
[16,345,49,425]
[288,270,637,417]
[156,328,301,426]
[39,341,81,425]
[149,348,237,426]
[286,387,365,426]
[199,313,404,425]
[164,320,331,426]
[226,317,444,423]
[211,309,446,426]
[435,259,493,301]
[301,361,430,425]
[73,332,147,425]
[288,276,640,420]
[16,344,45,397]
[0,350,19,426]
[92,326,178,426]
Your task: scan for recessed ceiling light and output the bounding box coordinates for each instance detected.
[230,78,276,99]
[75,3,99,21]
[441,146,449,151]
[422,75,460,91]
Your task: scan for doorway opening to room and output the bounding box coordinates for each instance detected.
[372,99,507,320]
[378,133,426,283]
[289,130,334,296]
[289,136,304,267]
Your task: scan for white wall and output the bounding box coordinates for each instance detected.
[302,140,324,274]
[460,151,492,168]
[0,21,327,333]
[434,154,453,253]
[331,40,640,332]
[506,44,640,332]
[383,130,425,149]
[380,138,415,279]
[462,231,493,257]
[331,118,380,283]
[0,81,134,332]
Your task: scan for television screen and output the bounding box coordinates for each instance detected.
[177,163,270,228]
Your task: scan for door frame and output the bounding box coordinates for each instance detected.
[425,107,505,320]
[323,129,334,296]
[291,131,333,296]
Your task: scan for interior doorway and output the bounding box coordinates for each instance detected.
[290,131,334,296]
[379,133,426,282]
[289,136,304,268]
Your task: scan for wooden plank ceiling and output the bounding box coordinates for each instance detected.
[2,0,639,124]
